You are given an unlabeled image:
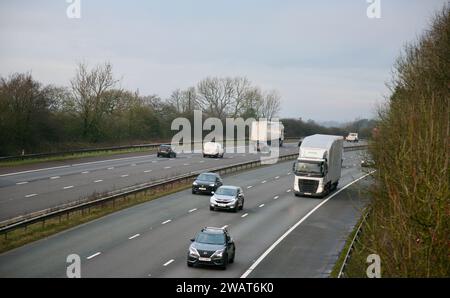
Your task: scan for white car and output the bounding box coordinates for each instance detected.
[203,142,224,158]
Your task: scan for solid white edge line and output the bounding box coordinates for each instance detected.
[240,171,375,278]
[0,165,70,177]
[16,181,29,185]
[163,259,174,266]
[87,252,101,260]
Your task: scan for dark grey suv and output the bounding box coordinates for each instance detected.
[192,172,223,194]
[187,227,235,269]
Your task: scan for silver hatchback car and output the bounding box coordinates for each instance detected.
[210,186,244,212]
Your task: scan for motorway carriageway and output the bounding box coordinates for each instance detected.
[0,145,299,222]
[0,149,371,277]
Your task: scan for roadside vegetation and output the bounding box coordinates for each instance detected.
[342,6,449,277]
[0,63,373,158]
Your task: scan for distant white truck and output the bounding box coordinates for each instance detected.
[250,120,284,152]
[345,132,359,142]
[203,142,224,158]
[292,134,343,197]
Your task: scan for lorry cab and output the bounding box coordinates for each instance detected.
[293,135,343,197]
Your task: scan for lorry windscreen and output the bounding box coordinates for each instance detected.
[294,161,324,176]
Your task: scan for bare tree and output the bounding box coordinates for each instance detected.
[197,77,235,119]
[70,62,120,141]
[260,90,281,119]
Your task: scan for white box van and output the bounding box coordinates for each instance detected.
[203,142,224,158]
[292,134,343,197]
[345,133,359,142]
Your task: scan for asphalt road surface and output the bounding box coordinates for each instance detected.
[0,144,299,222]
[0,149,371,277]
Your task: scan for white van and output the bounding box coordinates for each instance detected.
[203,142,224,158]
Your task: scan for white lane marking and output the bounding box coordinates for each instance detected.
[247,186,253,189]
[131,163,136,166]
[144,170,152,173]
[94,179,103,183]
[50,176,60,180]
[25,193,37,198]
[240,171,375,278]
[16,181,28,185]
[107,167,114,170]
[163,259,174,266]
[273,196,279,200]
[221,225,228,229]
[261,180,266,184]
[259,204,265,208]
[120,174,129,178]
[81,171,89,174]
[63,185,74,189]
[86,252,101,260]
[152,161,157,163]
[0,165,70,177]
[161,219,172,225]
[188,208,197,213]
[128,233,140,240]
[199,161,205,163]
[164,166,171,169]
[241,213,248,218]
[275,176,280,179]
[287,172,291,175]
[286,189,291,193]
[183,163,190,166]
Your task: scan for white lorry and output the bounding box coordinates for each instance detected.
[292,134,343,197]
[250,120,284,152]
[203,142,224,158]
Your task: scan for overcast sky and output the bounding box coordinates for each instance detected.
[0,0,447,122]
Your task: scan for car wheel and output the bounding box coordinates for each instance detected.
[239,200,244,210]
[210,206,215,211]
[203,154,206,158]
[229,251,235,264]
[187,262,193,267]
[192,189,196,194]
[157,153,160,157]
[232,203,238,213]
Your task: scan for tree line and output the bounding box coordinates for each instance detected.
[0,62,371,156]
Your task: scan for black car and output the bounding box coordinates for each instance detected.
[192,172,222,194]
[157,144,176,158]
[187,227,235,269]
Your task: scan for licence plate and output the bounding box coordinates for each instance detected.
[218,203,226,207]
[304,193,312,195]
[199,187,206,190]
[199,257,211,262]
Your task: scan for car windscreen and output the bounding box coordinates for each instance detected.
[215,187,237,196]
[196,232,225,245]
[197,174,216,182]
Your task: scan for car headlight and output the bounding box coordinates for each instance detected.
[189,246,199,257]
[212,249,224,258]
[210,196,216,203]
[193,181,198,186]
